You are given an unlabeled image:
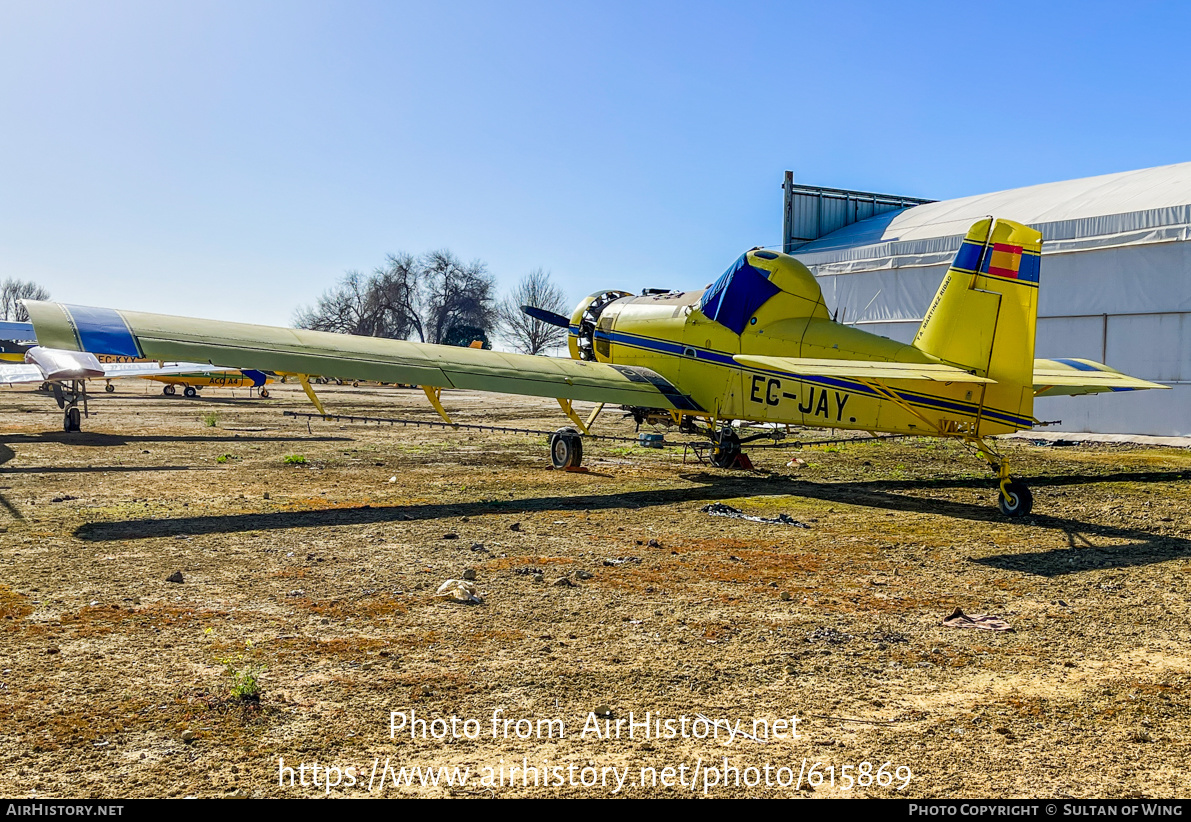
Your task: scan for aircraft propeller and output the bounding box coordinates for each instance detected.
[520,305,570,328]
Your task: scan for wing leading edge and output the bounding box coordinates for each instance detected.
[22,301,704,412]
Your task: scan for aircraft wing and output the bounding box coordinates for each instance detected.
[732,355,994,384]
[99,360,238,379]
[0,347,227,385]
[1033,358,1170,397]
[22,302,703,411]
[0,363,51,385]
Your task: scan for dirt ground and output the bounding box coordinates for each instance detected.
[0,380,1188,799]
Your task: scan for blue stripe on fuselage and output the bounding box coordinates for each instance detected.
[597,328,1035,428]
[64,305,142,358]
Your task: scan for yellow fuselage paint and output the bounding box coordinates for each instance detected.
[148,373,269,390]
[575,246,1034,438]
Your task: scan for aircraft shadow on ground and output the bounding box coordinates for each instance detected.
[1,465,201,474]
[0,432,351,448]
[71,470,1191,577]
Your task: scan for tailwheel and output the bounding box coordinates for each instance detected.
[549,427,583,470]
[63,406,81,433]
[998,478,1033,518]
[709,426,742,469]
[163,385,176,396]
[969,437,1032,518]
[183,386,198,398]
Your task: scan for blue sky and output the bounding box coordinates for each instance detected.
[2,0,1189,327]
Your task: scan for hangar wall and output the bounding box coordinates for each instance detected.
[787,166,1191,436]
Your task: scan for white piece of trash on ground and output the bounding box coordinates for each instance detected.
[435,579,484,604]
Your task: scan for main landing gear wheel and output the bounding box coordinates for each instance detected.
[63,406,81,433]
[549,427,583,470]
[163,385,176,396]
[259,388,270,398]
[104,383,115,393]
[998,478,1033,518]
[709,426,741,469]
[183,386,198,398]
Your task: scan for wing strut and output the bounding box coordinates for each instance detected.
[423,385,456,425]
[297,375,328,417]
[556,398,589,434]
[585,402,605,432]
[854,378,945,436]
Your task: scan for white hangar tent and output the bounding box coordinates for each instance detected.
[783,164,1191,436]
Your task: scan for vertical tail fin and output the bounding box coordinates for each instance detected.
[913,218,1042,430]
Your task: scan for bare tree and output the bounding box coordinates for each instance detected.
[0,278,50,322]
[293,270,376,335]
[497,268,568,354]
[296,250,497,346]
[370,253,425,342]
[422,250,496,346]
[294,258,424,340]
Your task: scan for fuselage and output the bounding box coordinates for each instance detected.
[567,249,1035,437]
[94,354,270,389]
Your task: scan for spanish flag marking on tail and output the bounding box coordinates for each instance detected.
[979,242,1040,285]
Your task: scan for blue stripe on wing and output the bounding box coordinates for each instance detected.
[64,305,142,358]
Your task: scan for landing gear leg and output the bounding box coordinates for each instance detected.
[56,380,86,433]
[709,425,743,469]
[971,438,1032,517]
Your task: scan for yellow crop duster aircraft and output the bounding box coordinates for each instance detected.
[22,219,1165,516]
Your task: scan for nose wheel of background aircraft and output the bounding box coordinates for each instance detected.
[104,383,114,393]
[52,380,86,432]
[163,385,176,396]
[550,427,583,469]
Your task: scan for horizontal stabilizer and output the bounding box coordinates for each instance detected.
[733,355,994,384]
[1033,358,1169,396]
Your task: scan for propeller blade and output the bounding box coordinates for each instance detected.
[520,305,570,328]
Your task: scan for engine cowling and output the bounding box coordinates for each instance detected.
[567,290,631,361]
